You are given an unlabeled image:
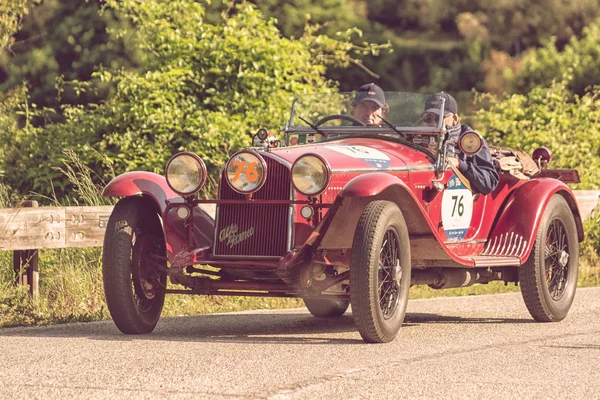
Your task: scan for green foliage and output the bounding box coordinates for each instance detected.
[246,0,365,39]
[0,0,140,109]
[334,0,600,92]
[0,247,108,327]
[0,86,110,198]
[583,206,600,259]
[515,19,600,95]
[0,0,28,49]
[0,0,386,200]
[473,80,600,189]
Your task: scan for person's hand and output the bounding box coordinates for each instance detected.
[447,156,460,169]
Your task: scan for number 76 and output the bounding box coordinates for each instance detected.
[230,161,259,182]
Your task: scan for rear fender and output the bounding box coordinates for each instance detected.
[484,179,584,262]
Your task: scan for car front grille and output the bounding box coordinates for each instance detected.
[214,155,291,258]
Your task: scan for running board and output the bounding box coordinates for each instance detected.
[469,255,521,267]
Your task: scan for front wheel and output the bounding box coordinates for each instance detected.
[303,298,350,317]
[519,195,579,322]
[350,201,411,343]
[102,196,167,334]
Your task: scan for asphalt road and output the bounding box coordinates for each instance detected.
[1,287,600,399]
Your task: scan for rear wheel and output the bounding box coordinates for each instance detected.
[303,298,350,317]
[102,196,167,334]
[350,201,411,343]
[519,195,579,322]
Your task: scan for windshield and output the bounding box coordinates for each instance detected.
[285,91,448,154]
[288,92,447,128]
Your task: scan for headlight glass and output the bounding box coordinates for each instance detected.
[166,153,206,195]
[292,154,330,196]
[459,132,483,156]
[226,151,266,194]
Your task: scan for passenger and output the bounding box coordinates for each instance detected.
[422,92,499,195]
[351,83,388,126]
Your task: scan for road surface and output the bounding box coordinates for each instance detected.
[1,287,600,399]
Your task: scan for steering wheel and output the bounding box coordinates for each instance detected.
[314,114,366,127]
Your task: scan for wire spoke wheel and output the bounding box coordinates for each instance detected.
[350,201,411,343]
[544,220,569,300]
[519,195,579,322]
[378,229,401,319]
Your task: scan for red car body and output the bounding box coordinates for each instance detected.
[101,92,583,343]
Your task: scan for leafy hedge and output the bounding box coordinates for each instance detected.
[0,0,385,200]
[473,80,600,189]
[515,18,600,96]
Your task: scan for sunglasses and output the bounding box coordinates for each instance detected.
[421,113,453,124]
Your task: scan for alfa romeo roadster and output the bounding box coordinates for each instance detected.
[101,92,583,343]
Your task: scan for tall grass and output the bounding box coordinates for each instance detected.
[0,153,112,326]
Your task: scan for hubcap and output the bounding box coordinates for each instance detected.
[559,250,569,268]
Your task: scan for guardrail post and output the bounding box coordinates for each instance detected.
[12,200,40,298]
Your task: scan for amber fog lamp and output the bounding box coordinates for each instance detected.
[532,147,552,166]
[225,151,267,194]
[165,152,207,196]
[458,131,483,156]
[291,154,331,197]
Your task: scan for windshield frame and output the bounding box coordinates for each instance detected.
[284,92,448,162]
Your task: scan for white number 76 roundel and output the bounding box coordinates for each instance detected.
[441,175,473,240]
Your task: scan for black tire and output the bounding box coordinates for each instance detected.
[519,195,579,322]
[102,196,167,334]
[303,298,350,317]
[350,201,411,343]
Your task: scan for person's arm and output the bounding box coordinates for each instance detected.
[457,140,499,195]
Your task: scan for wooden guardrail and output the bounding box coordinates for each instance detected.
[0,204,114,252]
[2,201,115,297]
[2,192,599,296]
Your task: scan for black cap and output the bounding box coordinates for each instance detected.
[424,92,458,115]
[353,83,386,107]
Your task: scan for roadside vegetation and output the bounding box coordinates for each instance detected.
[0,0,599,327]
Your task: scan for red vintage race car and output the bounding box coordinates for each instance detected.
[101,92,583,343]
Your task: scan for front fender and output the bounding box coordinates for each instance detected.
[321,173,453,259]
[103,171,180,215]
[340,172,406,198]
[485,178,584,262]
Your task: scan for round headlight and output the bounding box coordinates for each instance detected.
[225,151,267,194]
[291,154,331,196]
[165,152,207,196]
[458,131,483,156]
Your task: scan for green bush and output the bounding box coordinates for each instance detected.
[473,80,600,189]
[0,0,28,49]
[515,18,600,96]
[0,0,385,201]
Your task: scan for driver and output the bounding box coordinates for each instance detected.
[351,83,388,126]
[422,92,498,195]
